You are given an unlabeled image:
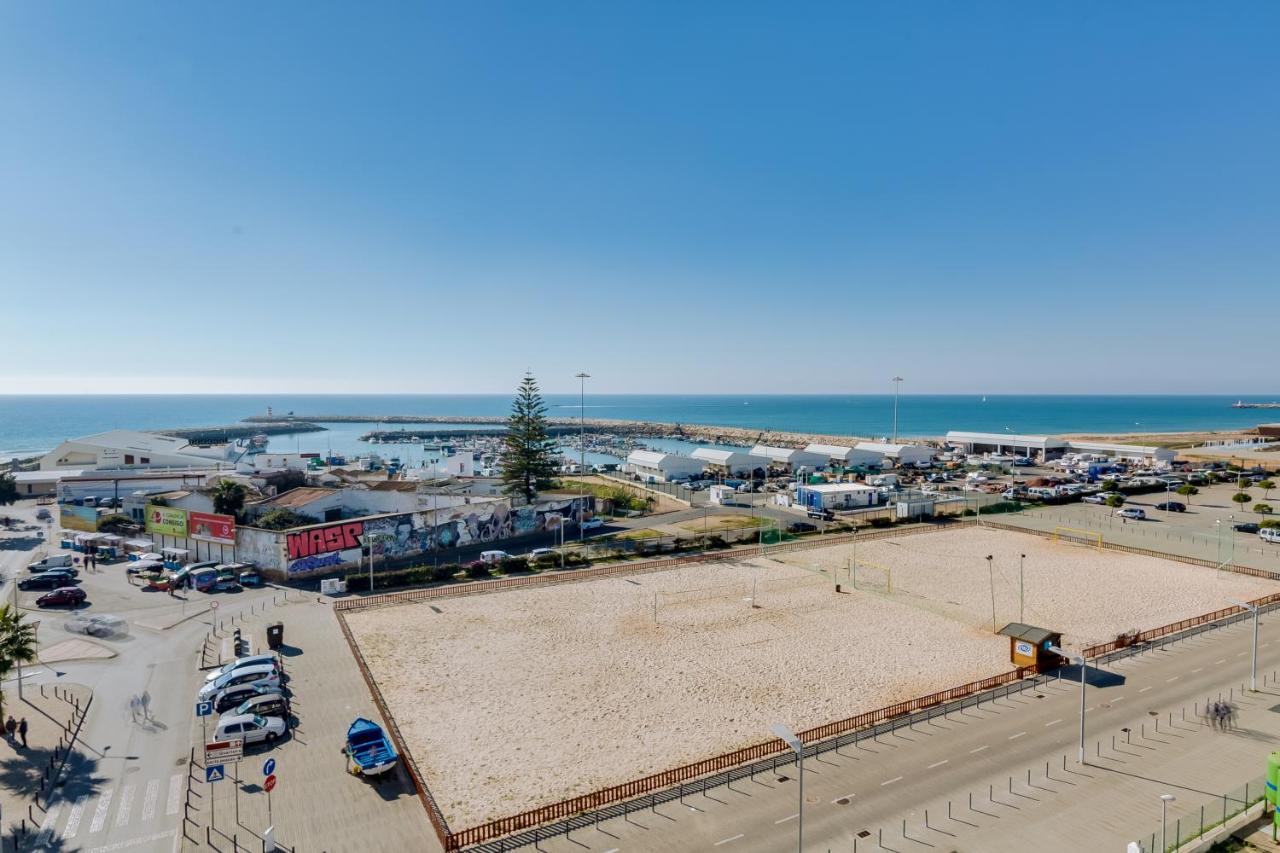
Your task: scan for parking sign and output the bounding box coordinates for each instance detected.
[195,701,213,717]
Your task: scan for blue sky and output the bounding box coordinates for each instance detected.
[1,2,1277,395]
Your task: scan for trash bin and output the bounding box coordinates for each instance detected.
[266,622,284,650]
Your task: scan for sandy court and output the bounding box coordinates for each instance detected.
[344,526,1278,828]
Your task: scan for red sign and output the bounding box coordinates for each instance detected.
[286,521,364,561]
[189,511,236,545]
[264,774,277,792]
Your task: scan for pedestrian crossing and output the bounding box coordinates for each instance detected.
[31,772,182,849]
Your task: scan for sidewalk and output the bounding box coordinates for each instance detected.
[0,683,92,853]
[181,597,440,853]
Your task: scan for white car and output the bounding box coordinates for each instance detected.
[528,548,557,560]
[199,664,281,699]
[1261,528,1280,545]
[1115,507,1146,520]
[213,713,286,746]
[204,654,279,683]
[64,614,128,638]
[579,518,605,530]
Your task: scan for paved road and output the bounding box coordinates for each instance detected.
[1,499,283,853]
[525,612,1280,853]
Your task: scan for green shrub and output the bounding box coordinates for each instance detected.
[465,561,491,579]
[498,556,531,574]
[1261,519,1280,529]
[344,563,460,592]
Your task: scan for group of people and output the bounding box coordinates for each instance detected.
[79,545,100,572]
[4,715,29,748]
[130,690,154,722]
[1205,700,1237,730]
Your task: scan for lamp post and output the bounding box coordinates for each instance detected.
[1019,553,1026,621]
[576,372,590,542]
[891,376,904,444]
[1228,598,1260,690]
[1160,793,1176,853]
[770,723,804,853]
[1048,644,1087,763]
[986,555,997,631]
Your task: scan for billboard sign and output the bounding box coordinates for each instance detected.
[145,505,188,537]
[189,511,236,545]
[59,504,99,532]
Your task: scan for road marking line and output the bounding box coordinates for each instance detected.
[166,774,182,816]
[1192,668,1204,673]
[775,813,800,824]
[1216,659,1227,664]
[970,745,989,754]
[34,803,62,847]
[81,829,177,853]
[1086,707,1096,712]
[715,835,744,846]
[1112,696,1126,703]
[1045,719,1063,727]
[1008,731,1027,740]
[90,789,114,833]
[1237,652,1248,657]
[115,783,135,828]
[881,776,903,786]
[141,779,158,822]
[1139,687,1153,693]
[602,849,620,853]
[832,792,858,802]
[1167,676,1179,682]
[63,797,87,839]
[927,760,949,769]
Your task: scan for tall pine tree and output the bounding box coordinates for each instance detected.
[500,373,558,502]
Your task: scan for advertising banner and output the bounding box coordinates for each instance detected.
[60,504,99,532]
[189,511,236,545]
[145,505,188,537]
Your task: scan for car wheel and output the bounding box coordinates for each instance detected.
[266,732,279,743]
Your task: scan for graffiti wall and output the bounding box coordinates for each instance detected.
[276,496,592,578]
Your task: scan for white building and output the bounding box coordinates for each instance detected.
[238,452,319,473]
[624,450,705,483]
[405,445,475,480]
[1064,441,1176,466]
[795,483,879,511]
[749,445,830,472]
[804,443,856,465]
[40,430,235,472]
[852,441,934,468]
[691,447,763,476]
[945,431,1068,461]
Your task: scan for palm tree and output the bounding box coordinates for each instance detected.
[1176,484,1199,505]
[0,604,38,716]
[210,479,248,518]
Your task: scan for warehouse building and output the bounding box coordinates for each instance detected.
[852,441,935,468]
[804,443,856,465]
[1063,441,1177,465]
[624,450,705,483]
[945,431,1068,461]
[749,444,830,472]
[690,447,762,476]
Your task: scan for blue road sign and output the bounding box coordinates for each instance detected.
[206,764,225,783]
[262,758,276,777]
[195,701,213,717]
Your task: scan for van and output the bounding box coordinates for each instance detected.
[480,550,512,564]
[28,554,74,572]
[1261,528,1280,545]
[870,474,899,487]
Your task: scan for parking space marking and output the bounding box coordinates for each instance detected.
[970,745,989,754]
[775,813,799,824]
[927,760,948,769]
[715,835,744,846]
[832,792,858,803]
[881,776,903,786]
[1139,687,1153,693]
[1045,719,1063,727]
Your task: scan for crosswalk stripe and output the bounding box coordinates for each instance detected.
[63,797,88,839]
[166,773,182,816]
[115,783,136,828]
[90,789,114,833]
[34,803,62,847]
[141,779,159,822]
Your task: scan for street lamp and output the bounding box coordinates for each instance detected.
[770,723,804,853]
[576,372,590,542]
[1228,598,1260,690]
[985,555,997,631]
[1019,553,1026,622]
[891,377,904,444]
[1160,793,1176,853]
[1048,644,1087,764]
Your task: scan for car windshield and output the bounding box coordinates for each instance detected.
[252,715,266,727]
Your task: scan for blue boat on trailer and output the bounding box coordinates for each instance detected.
[344,717,399,776]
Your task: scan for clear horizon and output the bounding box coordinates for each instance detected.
[3,2,1277,394]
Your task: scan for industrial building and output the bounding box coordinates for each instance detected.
[749,444,830,472]
[945,431,1068,461]
[690,447,762,476]
[803,444,856,465]
[1063,441,1176,465]
[795,483,880,512]
[40,430,237,472]
[623,450,705,483]
[852,441,934,468]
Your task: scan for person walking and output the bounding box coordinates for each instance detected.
[4,715,16,742]
[17,718,28,748]
[129,695,140,722]
[140,690,152,721]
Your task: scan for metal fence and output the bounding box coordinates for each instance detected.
[1143,776,1265,853]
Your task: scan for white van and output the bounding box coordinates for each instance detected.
[479,550,512,564]
[1261,528,1280,545]
[28,554,75,571]
[870,474,899,487]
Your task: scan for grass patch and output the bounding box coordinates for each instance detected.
[675,514,765,532]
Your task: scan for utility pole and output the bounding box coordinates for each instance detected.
[1019,553,1025,622]
[986,554,996,631]
[891,376,904,444]
[576,372,590,544]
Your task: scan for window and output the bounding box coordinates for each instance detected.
[125,454,134,464]
[140,457,150,464]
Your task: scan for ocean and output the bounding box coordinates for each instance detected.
[0,394,1275,462]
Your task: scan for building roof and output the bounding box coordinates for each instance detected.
[853,442,928,456]
[805,443,854,459]
[11,469,84,482]
[61,430,196,454]
[691,447,755,463]
[946,431,1067,449]
[366,481,420,492]
[997,622,1058,645]
[799,483,878,493]
[1065,440,1172,457]
[626,449,700,467]
[256,486,338,509]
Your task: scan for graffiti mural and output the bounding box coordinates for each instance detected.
[282,497,593,577]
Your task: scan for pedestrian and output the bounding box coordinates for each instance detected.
[4,715,15,742]
[17,718,28,748]
[141,690,152,721]
[129,695,140,722]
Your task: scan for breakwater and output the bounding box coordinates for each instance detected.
[158,422,327,443]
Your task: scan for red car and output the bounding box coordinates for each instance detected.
[37,587,87,608]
